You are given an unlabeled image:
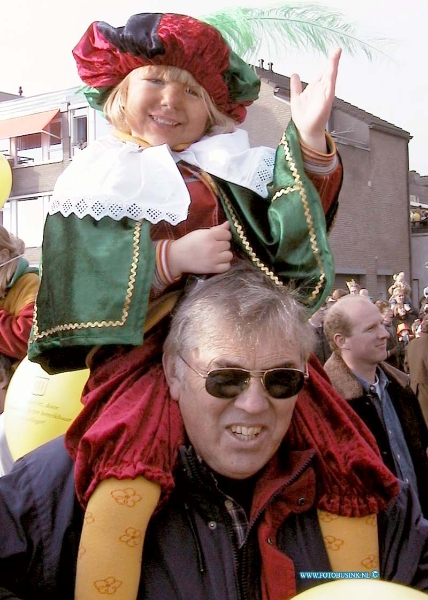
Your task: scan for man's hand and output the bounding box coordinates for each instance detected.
[290,48,342,153]
[168,221,233,278]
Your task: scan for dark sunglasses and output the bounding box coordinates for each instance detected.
[179,354,308,400]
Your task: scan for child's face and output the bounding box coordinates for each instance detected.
[125,67,209,148]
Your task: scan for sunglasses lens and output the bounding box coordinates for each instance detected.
[205,369,248,399]
[205,368,305,399]
[264,369,304,399]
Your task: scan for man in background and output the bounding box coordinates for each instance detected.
[405,316,428,428]
[323,294,428,517]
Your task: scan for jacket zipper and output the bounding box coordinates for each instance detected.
[181,449,314,600]
[238,455,315,600]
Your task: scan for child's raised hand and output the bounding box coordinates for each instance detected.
[169,221,233,278]
[290,48,341,153]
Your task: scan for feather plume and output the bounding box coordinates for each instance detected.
[201,4,393,62]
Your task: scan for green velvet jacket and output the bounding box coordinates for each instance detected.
[28,122,342,373]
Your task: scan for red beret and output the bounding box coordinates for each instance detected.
[73,13,260,124]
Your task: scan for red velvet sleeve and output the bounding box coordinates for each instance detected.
[0,302,35,360]
[307,159,343,232]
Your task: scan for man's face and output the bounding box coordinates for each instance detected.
[340,300,389,367]
[398,305,408,317]
[165,334,304,479]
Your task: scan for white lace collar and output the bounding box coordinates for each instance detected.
[49,131,275,224]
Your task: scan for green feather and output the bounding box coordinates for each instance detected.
[201,4,393,61]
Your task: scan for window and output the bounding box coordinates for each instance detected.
[16,133,41,164]
[0,141,10,162]
[71,107,88,155]
[14,118,63,165]
[49,120,63,161]
[2,195,50,248]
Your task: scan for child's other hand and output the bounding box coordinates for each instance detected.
[169,221,233,278]
[290,48,341,153]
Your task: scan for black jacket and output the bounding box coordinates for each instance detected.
[1,436,428,600]
[324,353,428,517]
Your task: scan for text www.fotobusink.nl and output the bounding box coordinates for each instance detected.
[299,571,379,580]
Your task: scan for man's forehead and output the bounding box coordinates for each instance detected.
[191,335,302,367]
[346,301,381,330]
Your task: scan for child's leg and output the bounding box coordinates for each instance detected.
[65,331,183,507]
[65,330,184,597]
[75,476,160,599]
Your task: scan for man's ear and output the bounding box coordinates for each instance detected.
[333,332,348,350]
[162,352,181,400]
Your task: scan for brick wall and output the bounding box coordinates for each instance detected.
[328,128,410,300]
[11,161,68,197]
[243,81,411,302]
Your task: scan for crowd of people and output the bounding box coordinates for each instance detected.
[0,9,428,600]
[309,274,428,438]
[411,206,428,228]
[311,274,427,368]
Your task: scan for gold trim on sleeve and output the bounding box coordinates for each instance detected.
[271,132,326,302]
[31,220,143,342]
[215,132,326,303]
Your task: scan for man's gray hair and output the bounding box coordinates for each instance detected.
[163,260,315,363]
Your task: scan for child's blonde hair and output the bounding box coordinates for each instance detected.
[103,65,237,137]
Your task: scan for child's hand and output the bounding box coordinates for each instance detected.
[169,221,233,278]
[290,48,341,153]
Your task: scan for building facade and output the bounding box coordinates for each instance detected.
[251,67,412,302]
[0,88,110,265]
[409,171,428,304]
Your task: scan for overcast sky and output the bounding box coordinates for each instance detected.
[2,0,427,173]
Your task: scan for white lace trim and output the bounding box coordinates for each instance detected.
[250,151,276,197]
[49,196,187,224]
[49,132,275,223]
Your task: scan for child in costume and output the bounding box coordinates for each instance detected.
[28,12,343,600]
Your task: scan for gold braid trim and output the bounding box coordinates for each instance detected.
[274,132,326,303]
[197,171,282,285]
[31,220,142,341]
[271,184,300,200]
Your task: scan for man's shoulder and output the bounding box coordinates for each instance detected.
[5,435,74,493]
[380,362,410,389]
[407,336,428,354]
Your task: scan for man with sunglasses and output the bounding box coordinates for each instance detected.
[1,261,428,599]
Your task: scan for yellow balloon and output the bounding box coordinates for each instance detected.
[4,356,88,460]
[0,154,12,208]
[296,579,426,599]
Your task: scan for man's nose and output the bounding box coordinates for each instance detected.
[233,379,271,414]
[379,325,390,339]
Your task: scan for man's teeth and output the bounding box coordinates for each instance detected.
[231,425,262,440]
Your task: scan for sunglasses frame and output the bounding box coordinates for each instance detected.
[178,354,308,400]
